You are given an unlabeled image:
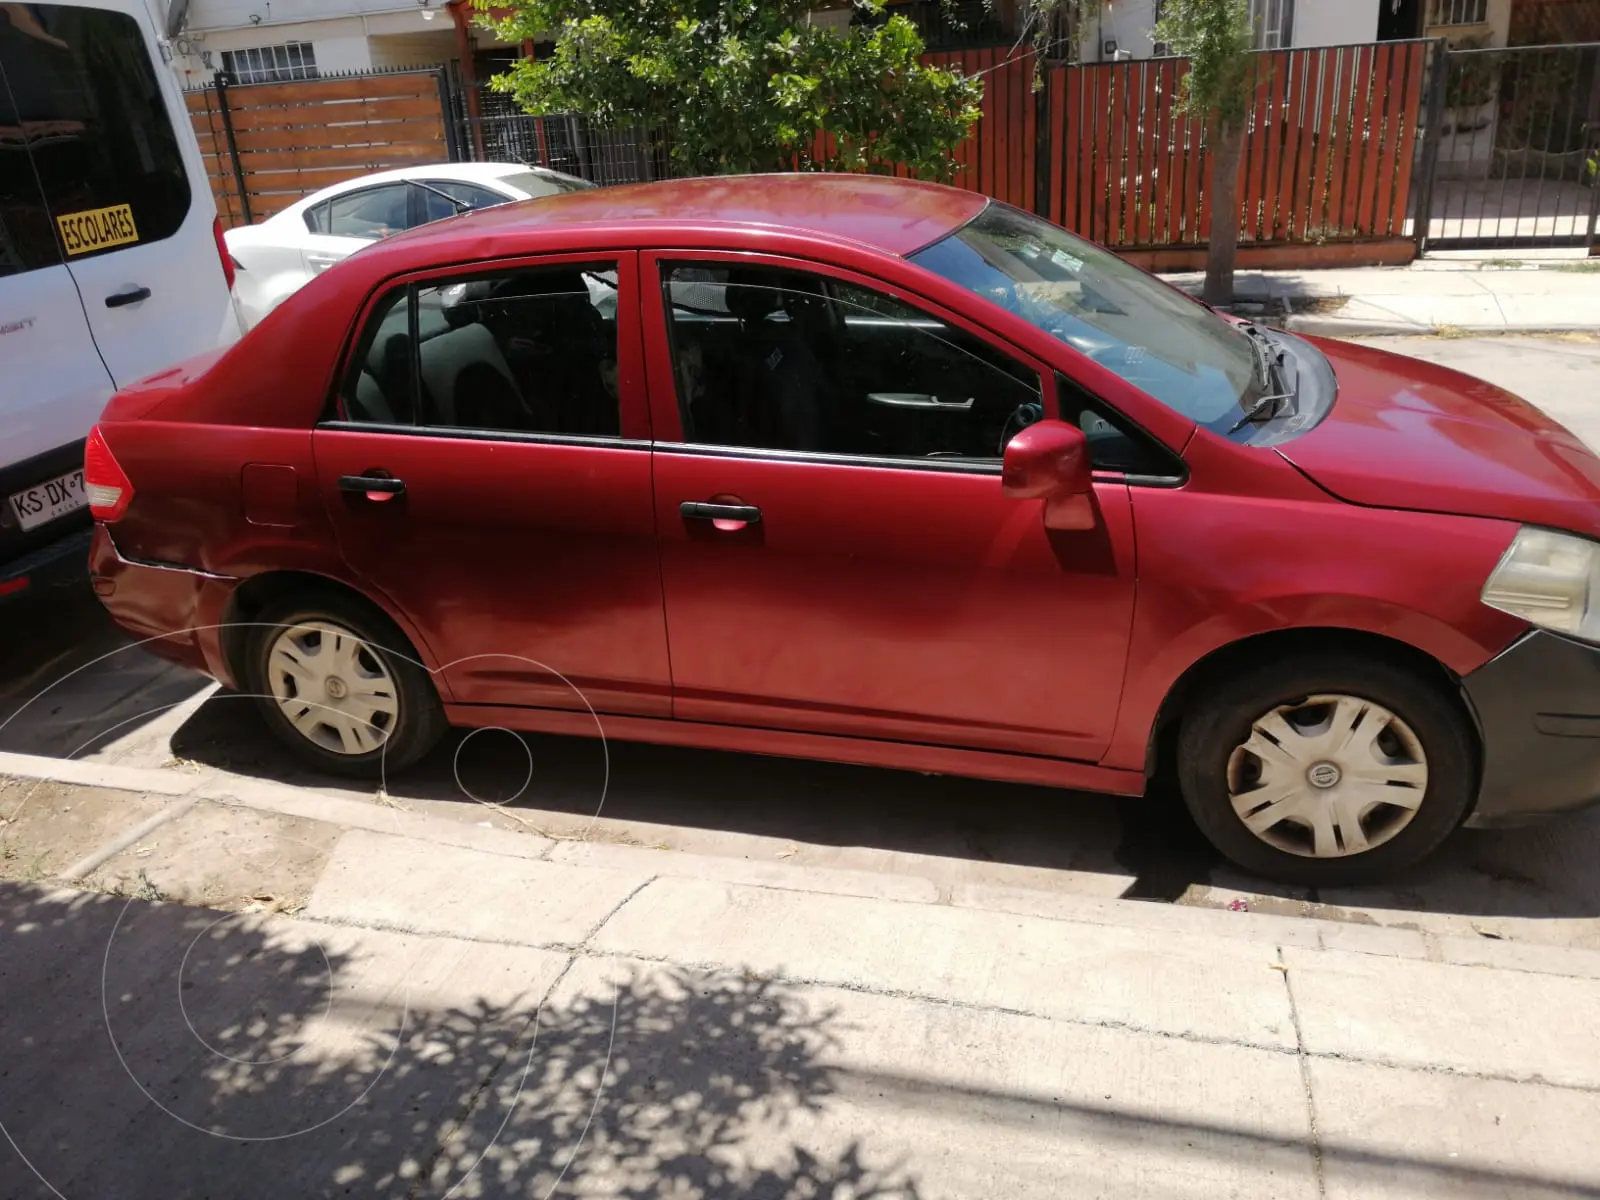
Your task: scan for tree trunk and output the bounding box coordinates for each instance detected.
[1203,119,1246,307]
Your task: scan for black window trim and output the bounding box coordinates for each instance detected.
[650,440,1006,475]
[657,254,1051,478]
[1055,372,1190,488]
[317,419,649,452]
[302,199,331,235]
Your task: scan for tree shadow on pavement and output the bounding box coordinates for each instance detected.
[0,880,920,1199]
[5,882,1599,1199]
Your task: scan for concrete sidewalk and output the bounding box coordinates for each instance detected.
[1164,258,1600,337]
[3,769,1599,1198]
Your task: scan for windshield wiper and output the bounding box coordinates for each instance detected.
[1227,386,1296,433]
[1228,322,1295,434]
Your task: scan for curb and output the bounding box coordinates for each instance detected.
[8,752,1600,981]
[1285,314,1432,337]
[1287,314,1600,338]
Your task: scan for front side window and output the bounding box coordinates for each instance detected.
[912,203,1267,437]
[338,264,622,438]
[325,185,410,240]
[0,4,191,258]
[414,180,514,224]
[663,263,1042,464]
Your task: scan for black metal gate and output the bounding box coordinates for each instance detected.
[446,77,670,187]
[1414,41,1600,251]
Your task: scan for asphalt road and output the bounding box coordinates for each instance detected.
[4,334,1600,947]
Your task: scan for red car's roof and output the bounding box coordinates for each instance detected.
[394,173,991,258]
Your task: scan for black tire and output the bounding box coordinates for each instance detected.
[1175,653,1476,886]
[246,591,446,779]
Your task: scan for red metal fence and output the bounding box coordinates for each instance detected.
[195,42,1438,258]
[1042,41,1431,250]
[917,45,1038,211]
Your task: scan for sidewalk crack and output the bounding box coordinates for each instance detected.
[577,875,658,948]
[1279,946,1327,1198]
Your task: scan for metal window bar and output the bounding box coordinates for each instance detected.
[1431,0,1489,26]
[222,42,317,85]
[1249,0,1294,50]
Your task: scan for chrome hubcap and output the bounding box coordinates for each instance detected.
[266,621,398,756]
[1227,694,1428,859]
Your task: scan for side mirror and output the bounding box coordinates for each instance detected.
[1001,418,1096,531]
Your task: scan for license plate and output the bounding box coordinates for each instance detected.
[8,469,86,531]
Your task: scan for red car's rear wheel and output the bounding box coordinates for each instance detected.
[246,592,446,778]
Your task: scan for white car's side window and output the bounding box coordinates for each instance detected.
[325,185,410,241]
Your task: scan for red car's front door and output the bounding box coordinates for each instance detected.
[642,253,1138,762]
[312,252,672,718]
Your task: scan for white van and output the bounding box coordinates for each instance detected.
[0,0,239,601]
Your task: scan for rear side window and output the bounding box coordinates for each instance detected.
[336,264,623,438]
[0,5,192,260]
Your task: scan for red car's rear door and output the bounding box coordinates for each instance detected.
[642,251,1137,762]
[312,251,672,718]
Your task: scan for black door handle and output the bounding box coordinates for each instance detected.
[339,474,405,498]
[105,286,151,308]
[681,501,761,523]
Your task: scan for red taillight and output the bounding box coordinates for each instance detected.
[213,215,236,291]
[84,426,133,522]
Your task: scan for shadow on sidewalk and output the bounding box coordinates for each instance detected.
[0,880,920,1199]
[164,692,1600,928]
[4,881,1597,1199]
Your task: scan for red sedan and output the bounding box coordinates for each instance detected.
[84,175,1600,884]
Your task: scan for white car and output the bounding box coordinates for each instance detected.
[1,0,240,602]
[224,162,594,330]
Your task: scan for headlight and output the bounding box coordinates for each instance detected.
[1481,527,1600,638]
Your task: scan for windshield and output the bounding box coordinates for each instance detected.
[499,169,595,198]
[910,204,1262,429]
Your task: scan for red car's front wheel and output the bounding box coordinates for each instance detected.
[1176,653,1477,886]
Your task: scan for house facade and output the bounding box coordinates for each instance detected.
[148,0,1589,90]
[149,0,515,87]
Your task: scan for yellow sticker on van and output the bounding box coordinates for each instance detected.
[57,204,140,256]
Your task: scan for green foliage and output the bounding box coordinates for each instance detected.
[472,0,983,179]
[1152,0,1254,129]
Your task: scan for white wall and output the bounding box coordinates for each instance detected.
[1294,0,1379,47]
[367,29,458,68]
[1077,0,1388,63]
[1081,0,1160,62]
[183,0,420,35]
[167,17,376,85]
